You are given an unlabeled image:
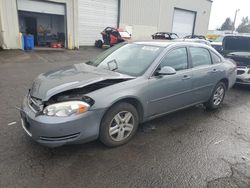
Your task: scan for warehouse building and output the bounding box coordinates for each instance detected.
[0,0,212,49]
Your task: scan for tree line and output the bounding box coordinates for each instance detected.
[218,17,250,33]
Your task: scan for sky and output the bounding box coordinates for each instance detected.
[209,0,250,30]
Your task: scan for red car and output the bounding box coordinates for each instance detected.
[95,27,131,48]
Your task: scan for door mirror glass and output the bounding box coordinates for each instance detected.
[157,66,177,75]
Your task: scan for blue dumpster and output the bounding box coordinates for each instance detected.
[24,34,34,50]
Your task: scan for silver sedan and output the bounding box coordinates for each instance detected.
[20,41,237,147]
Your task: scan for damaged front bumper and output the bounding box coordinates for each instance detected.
[20,96,106,147]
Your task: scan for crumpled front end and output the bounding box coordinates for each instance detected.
[19,65,133,147]
[20,94,106,147]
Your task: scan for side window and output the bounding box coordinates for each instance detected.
[211,52,221,64]
[160,48,188,71]
[190,47,212,67]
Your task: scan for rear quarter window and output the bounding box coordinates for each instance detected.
[211,52,222,64]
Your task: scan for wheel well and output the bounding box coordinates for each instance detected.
[220,78,229,89]
[110,98,144,123]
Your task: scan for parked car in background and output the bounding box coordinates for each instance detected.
[152,32,179,40]
[223,35,250,85]
[175,38,211,46]
[211,36,224,54]
[20,41,236,148]
[184,35,207,40]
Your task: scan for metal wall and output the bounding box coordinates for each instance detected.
[120,0,212,40]
[0,0,20,49]
[78,0,118,46]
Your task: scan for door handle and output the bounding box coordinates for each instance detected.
[182,75,191,80]
[209,69,218,73]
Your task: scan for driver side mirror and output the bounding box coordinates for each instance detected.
[156,66,176,76]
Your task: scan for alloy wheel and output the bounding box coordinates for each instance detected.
[213,85,225,106]
[109,111,134,142]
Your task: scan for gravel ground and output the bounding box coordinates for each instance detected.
[0,48,250,188]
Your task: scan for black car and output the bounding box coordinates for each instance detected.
[211,36,224,54]
[222,35,250,85]
[152,32,179,40]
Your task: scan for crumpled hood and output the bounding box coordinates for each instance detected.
[30,63,133,101]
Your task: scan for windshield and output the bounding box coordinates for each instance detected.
[88,43,163,76]
[214,36,224,42]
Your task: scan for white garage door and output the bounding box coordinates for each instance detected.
[79,0,118,46]
[17,0,65,15]
[172,9,196,38]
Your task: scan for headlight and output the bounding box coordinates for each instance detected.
[43,101,90,117]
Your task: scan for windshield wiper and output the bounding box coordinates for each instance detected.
[107,59,118,71]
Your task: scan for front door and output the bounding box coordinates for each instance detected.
[147,47,193,117]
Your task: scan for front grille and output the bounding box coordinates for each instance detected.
[39,133,80,142]
[237,70,245,75]
[28,95,43,112]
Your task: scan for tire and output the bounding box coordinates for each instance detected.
[100,102,139,147]
[205,82,226,110]
[95,40,103,48]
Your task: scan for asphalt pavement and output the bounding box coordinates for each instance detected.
[0,48,250,188]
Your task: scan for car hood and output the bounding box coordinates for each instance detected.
[223,36,250,53]
[30,63,134,101]
[226,52,250,67]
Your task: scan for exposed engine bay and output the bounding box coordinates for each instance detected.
[44,79,131,107]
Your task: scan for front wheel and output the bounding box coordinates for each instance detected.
[95,40,103,48]
[205,82,226,110]
[100,102,139,147]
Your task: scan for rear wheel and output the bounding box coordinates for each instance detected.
[205,82,226,110]
[100,102,139,147]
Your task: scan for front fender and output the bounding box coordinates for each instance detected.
[87,78,148,116]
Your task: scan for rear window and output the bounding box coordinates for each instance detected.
[211,52,221,64]
[190,47,212,67]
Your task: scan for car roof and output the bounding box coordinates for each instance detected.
[133,40,209,48]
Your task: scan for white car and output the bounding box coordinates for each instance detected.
[223,35,250,85]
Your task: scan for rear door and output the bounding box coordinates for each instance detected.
[188,47,222,102]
